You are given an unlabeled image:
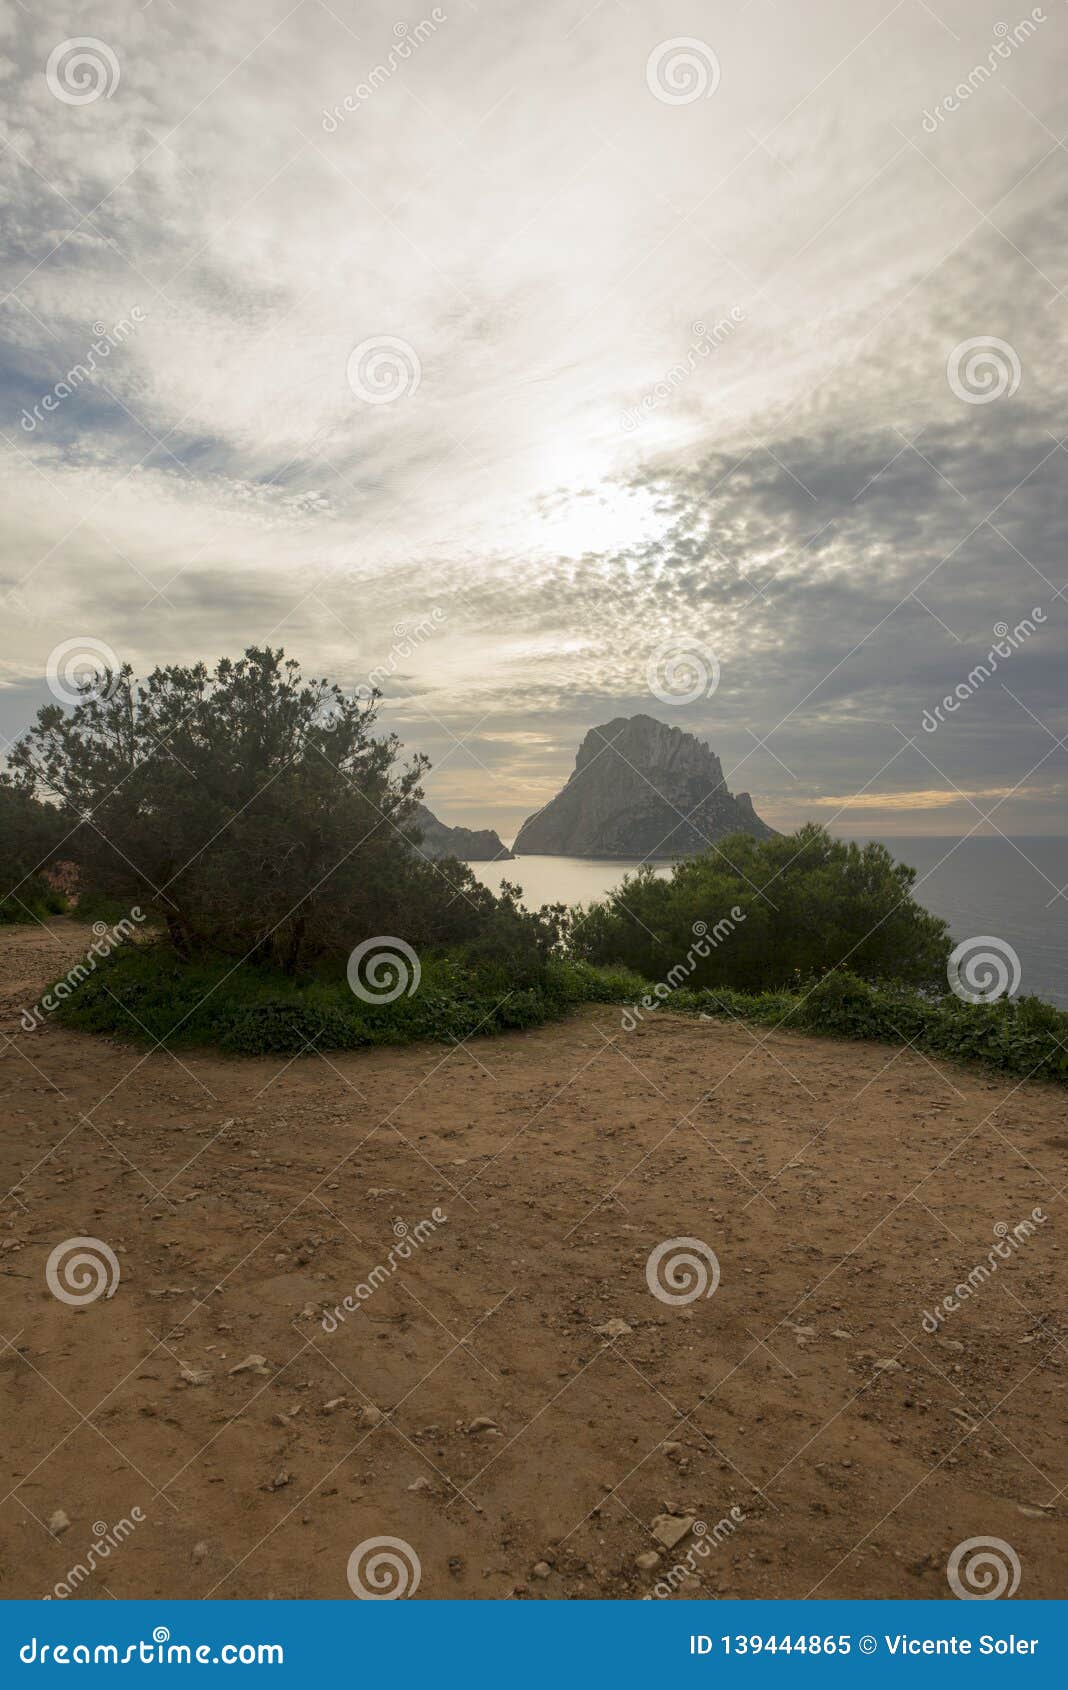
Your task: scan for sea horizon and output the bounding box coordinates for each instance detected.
[468,834,1068,1008]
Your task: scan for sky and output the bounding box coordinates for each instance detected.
[1,0,1067,842]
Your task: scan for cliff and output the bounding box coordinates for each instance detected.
[512,715,775,858]
[411,803,514,862]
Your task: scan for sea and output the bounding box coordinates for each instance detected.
[467,836,1068,1008]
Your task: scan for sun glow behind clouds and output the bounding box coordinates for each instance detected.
[517,481,671,560]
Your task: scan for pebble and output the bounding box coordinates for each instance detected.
[651,1513,695,1550]
[48,1510,71,1535]
[467,1416,498,1434]
[192,1541,209,1564]
[531,1561,552,1579]
[635,1551,661,1570]
[229,1354,269,1377]
[178,1361,211,1386]
[594,1319,632,1339]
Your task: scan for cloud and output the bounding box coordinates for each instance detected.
[809,784,1061,811]
[1,0,1066,839]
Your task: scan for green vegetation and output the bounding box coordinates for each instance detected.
[7,645,565,976]
[48,937,1067,1085]
[50,940,644,1054]
[664,969,1068,1086]
[0,874,66,925]
[0,783,68,923]
[7,646,1064,1082]
[7,644,639,1051]
[570,824,952,991]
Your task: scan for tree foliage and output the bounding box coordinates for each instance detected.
[8,647,561,975]
[0,780,69,922]
[569,823,952,992]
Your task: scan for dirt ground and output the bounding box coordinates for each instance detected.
[1,917,1065,1601]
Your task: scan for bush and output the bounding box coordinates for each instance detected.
[70,887,142,927]
[221,1002,372,1055]
[691,970,1068,1085]
[42,926,1066,1083]
[569,824,952,992]
[0,875,66,925]
[47,940,645,1055]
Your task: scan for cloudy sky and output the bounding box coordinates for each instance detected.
[2,0,1066,839]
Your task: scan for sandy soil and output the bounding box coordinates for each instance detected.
[1,917,1065,1601]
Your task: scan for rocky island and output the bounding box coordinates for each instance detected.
[512,714,775,858]
[410,802,514,862]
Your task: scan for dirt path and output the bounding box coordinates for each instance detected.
[1,918,1065,1600]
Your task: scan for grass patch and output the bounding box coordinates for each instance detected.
[47,942,1068,1086]
[50,940,646,1054]
[669,969,1068,1085]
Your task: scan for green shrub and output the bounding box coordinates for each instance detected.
[570,823,951,992]
[48,941,644,1055]
[72,887,143,927]
[44,935,1068,1084]
[691,969,1068,1085]
[0,874,66,925]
